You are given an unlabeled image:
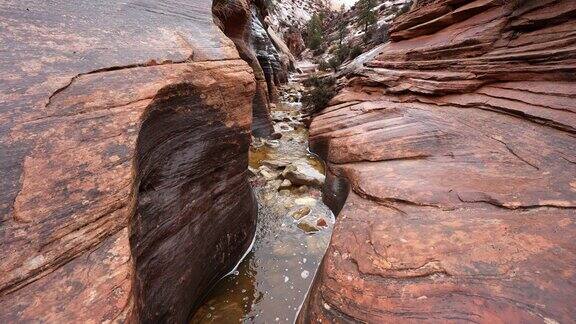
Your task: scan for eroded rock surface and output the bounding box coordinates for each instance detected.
[0,1,256,322]
[301,0,576,322]
[285,28,306,58]
[213,0,295,138]
[215,0,271,137]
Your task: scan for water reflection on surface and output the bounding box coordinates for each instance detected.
[191,87,334,324]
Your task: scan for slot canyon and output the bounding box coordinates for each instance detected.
[0,0,574,323]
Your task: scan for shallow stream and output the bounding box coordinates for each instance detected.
[191,78,334,323]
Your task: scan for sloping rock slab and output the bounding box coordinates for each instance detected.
[300,1,576,322]
[0,1,256,322]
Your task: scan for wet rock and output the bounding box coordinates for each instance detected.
[291,207,311,220]
[251,137,265,148]
[270,132,283,140]
[263,159,291,169]
[268,179,283,190]
[259,167,279,181]
[265,139,281,148]
[295,186,310,194]
[248,166,259,177]
[250,177,267,188]
[275,122,293,132]
[263,192,276,202]
[297,220,320,233]
[271,110,290,122]
[279,179,293,190]
[294,197,317,207]
[282,162,326,187]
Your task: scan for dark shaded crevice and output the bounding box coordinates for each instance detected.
[321,167,351,217]
[456,193,576,210]
[129,83,257,323]
[310,132,435,217]
[488,135,540,170]
[326,154,431,166]
[353,185,448,210]
[309,136,351,217]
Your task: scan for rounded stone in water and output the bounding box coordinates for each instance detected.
[291,206,311,220]
[282,162,326,187]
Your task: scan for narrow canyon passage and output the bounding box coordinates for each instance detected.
[2,1,574,322]
[191,72,335,323]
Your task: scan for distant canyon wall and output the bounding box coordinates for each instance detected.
[213,0,300,137]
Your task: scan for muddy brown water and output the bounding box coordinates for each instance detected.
[191,84,334,323]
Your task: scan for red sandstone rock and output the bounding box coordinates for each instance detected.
[214,0,276,137]
[301,0,576,322]
[285,28,306,58]
[0,1,257,322]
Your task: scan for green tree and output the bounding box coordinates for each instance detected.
[302,76,336,113]
[357,0,377,33]
[306,13,324,51]
[337,5,348,45]
[328,56,340,72]
[349,44,363,59]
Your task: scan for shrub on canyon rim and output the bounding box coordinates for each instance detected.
[350,44,364,59]
[306,13,324,51]
[328,56,341,72]
[357,0,377,33]
[212,0,236,17]
[302,76,336,114]
[324,45,352,72]
[371,23,390,44]
[318,59,331,71]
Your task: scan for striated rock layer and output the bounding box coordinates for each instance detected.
[0,0,257,322]
[301,0,576,323]
[214,0,295,138]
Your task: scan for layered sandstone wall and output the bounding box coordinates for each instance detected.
[301,0,576,322]
[0,1,258,322]
[214,0,295,137]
